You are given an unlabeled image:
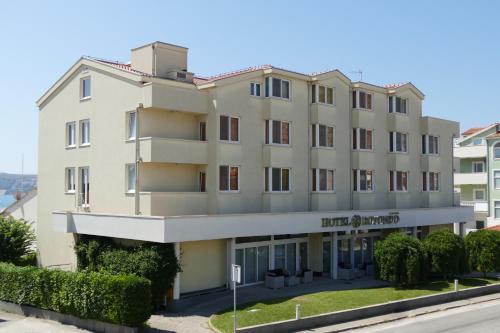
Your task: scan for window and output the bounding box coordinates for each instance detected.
[312,124,334,148]
[264,77,290,99]
[422,172,440,191]
[199,122,207,141]
[219,165,239,191]
[79,167,90,206]
[353,169,374,191]
[219,115,239,142]
[494,170,500,189]
[312,84,334,105]
[422,135,439,155]
[476,221,485,229]
[126,164,136,192]
[472,138,483,146]
[81,77,91,99]
[352,90,373,110]
[312,169,335,192]
[472,161,485,173]
[389,171,408,192]
[495,201,500,219]
[495,143,500,159]
[353,128,373,150]
[265,167,290,192]
[127,112,136,140]
[199,172,206,192]
[473,188,485,201]
[265,120,290,145]
[65,168,75,193]
[389,132,408,153]
[388,96,408,114]
[80,119,90,145]
[66,122,76,147]
[250,82,261,97]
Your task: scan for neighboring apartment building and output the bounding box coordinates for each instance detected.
[0,188,37,228]
[454,123,500,230]
[37,41,471,304]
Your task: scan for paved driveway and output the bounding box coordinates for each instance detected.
[0,310,91,333]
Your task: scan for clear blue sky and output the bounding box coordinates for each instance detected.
[0,0,499,174]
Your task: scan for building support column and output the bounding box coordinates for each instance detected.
[229,238,236,290]
[173,242,181,300]
[350,231,356,271]
[411,227,418,238]
[332,232,338,279]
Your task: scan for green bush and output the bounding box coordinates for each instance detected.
[424,229,468,278]
[465,230,500,276]
[0,262,151,327]
[375,232,428,285]
[0,216,35,264]
[75,236,180,308]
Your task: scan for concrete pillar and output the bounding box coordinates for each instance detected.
[350,231,355,271]
[453,222,460,235]
[411,227,418,238]
[173,242,181,300]
[332,232,338,279]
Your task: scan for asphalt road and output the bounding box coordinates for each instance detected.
[345,298,500,333]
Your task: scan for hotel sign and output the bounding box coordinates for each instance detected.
[321,212,400,228]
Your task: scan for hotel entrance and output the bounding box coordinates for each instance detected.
[234,234,309,286]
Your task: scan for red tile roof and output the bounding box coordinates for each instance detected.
[85,56,152,76]
[462,127,486,137]
[486,132,500,139]
[384,82,409,89]
[486,225,500,231]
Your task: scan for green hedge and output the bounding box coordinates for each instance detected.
[465,229,500,275]
[374,232,428,285]
[424,229,468,278]
[0,263,152,327]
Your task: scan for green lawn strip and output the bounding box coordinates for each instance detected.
[210,278,498,333]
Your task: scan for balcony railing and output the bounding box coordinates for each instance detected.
[454,145,487,158]
[460,201,488,212]
[454,172,487,185]
[140,137,208,164]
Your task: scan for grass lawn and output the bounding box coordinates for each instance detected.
[210,278,498,333]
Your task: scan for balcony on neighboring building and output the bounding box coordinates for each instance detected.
[454,172,487,185]
[460,200,489,213]
[454,145,487,158]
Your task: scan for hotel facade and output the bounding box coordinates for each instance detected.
[37,41,472,302]
[454,123,500,231]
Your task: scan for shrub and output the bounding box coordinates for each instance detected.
[375,232,428,285]
[75,236,180,308]
[465,230,500,276]
[0,216,35,264]
[0,262,151,327]
[424,229,468,278]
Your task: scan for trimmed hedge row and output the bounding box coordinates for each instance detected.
[0,263,152,327]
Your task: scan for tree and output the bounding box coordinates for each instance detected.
[375,232,428,285]
[424,229,468,278]
[465,230,500,276]
[0,216,35,264]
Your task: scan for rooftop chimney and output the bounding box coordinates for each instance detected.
[131,41,189,79]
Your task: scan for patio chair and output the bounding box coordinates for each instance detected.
[265,269,285,289]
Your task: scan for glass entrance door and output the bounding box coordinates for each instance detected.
[235,246,270,285]
[323,241,331,274]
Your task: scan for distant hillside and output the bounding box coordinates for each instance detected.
[0,173,37,195]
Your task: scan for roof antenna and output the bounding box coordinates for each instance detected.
[350,70,363,82]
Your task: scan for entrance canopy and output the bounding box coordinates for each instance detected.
[53,206,473,243]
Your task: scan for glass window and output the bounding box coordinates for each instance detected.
[299,242,308,270]
[495,201,500,220]
[494,170,500,189]
[266,77,290,99]
[127,112,136,140]
[265,120,290,145]
[423,172,440,191]
[286,243,296,274]
[389,132,408,153]
[250,82,261,97]
[313,169,334,192]
[219,165,239,191]
[495,143,500,159]
[354,169,373,191]
[313,125,334,148]
[220,116,239,142]
[199,122,207,141]
[66,122,76,147]
[265,167,290,192]
[473,161,484,173]
[338,239,351,269]
[274,244,285,270]
[322,241,331,274]
[353,128,373,150]
[81,77,91,98]
[389,171,408,192]
[474,189,485,201]
[80,120,90,145]
[389,96,408,114]
[355,91,372,110]
[66,168,75,192]
[127,164,136,192]
[423,135,439,155]
[79,167,90,206]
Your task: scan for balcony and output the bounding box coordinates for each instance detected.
[454,145,487,159]
[454,172,487,185]
[460,201,488,213]
[140,137,208,164]
[140,191,208,216]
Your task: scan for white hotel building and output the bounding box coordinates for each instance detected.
[37,41,472,303]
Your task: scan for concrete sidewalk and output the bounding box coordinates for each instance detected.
[0,310,91,333]
[148,277,388,333]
